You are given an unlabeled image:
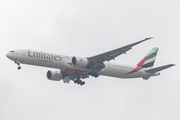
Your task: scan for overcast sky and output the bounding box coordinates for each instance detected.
[0,0,179,120]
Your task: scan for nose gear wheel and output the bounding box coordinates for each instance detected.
[15,61,21,70]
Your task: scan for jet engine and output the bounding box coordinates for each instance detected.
[47,70,63,81]
[72,57,89,68]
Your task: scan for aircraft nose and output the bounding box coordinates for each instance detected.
[6,53,13,60]
[6,53,10,58]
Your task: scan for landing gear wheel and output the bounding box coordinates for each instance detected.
[80,81,85,86]
[15,61,21,70]
[89,71,99,78]
[80,81,83,85]
[17,66,21,70]
[74,79,85,86]
[94,74,99,78]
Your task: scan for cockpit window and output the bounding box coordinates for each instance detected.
[9,51,15,53]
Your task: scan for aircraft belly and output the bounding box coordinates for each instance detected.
[99,65,132,78]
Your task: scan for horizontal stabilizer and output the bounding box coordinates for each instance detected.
[145,64,175,73]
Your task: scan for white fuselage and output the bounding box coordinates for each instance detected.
[6,49,158,79]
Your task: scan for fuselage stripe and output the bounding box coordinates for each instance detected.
[64,69,89,75]
[125,66,142,75]
[137,56,149,67]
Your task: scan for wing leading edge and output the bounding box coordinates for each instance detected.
[88,37,153,63]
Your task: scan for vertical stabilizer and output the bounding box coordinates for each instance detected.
[137,47,158,68]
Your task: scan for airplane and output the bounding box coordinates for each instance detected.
[6,37,175,86]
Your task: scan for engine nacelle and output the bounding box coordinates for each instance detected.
[47,70,63,81]
[72,57,89,68]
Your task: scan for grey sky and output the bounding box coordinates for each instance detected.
[0,0,179,120]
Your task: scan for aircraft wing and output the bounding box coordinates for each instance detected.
[88,37,153,63]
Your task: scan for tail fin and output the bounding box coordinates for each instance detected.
[137,47,158,68]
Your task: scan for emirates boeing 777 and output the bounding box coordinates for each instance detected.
[6,37,174,85]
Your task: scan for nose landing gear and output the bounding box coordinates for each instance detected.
[15,61,21,70]
[17,66,21,70]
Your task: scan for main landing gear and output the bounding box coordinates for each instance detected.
[15,61,21,70]
[88,71,99,78]
[74,79,85,86]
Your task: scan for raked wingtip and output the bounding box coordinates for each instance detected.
[145,37,153,40]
